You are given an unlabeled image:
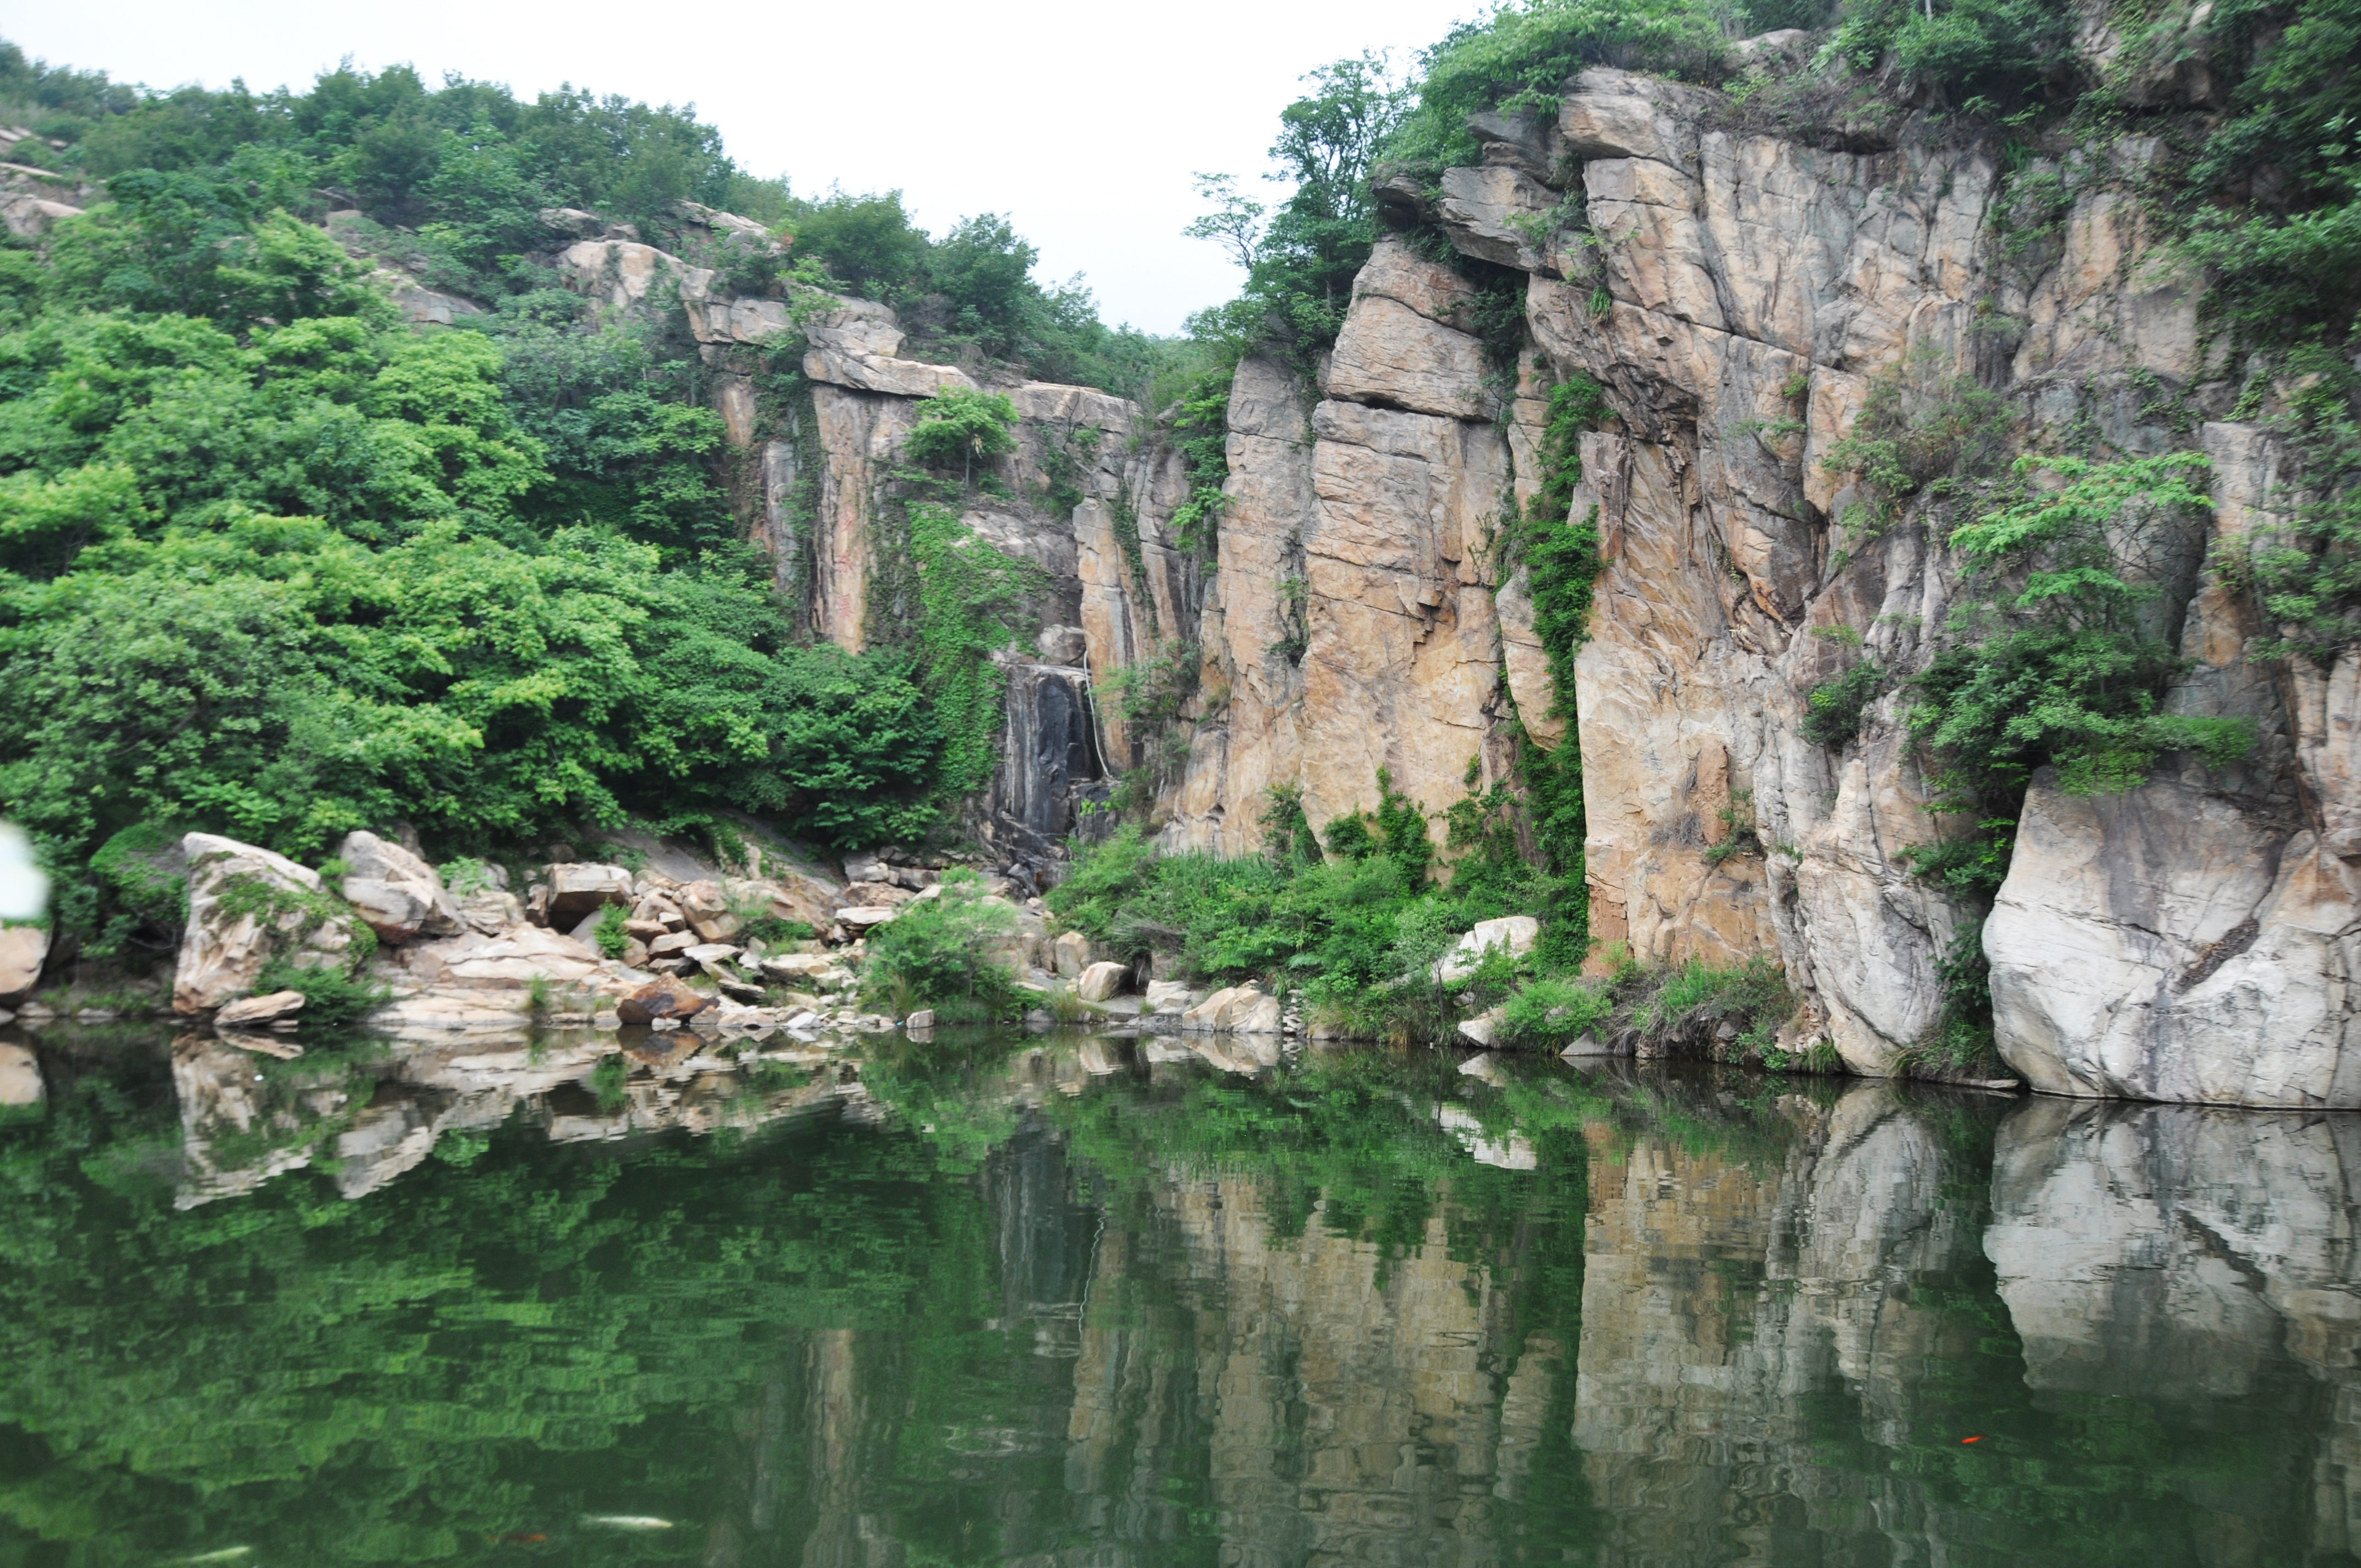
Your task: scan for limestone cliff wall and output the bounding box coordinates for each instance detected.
[1125,64,2358,1106]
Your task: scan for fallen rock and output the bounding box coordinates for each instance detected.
[0,923,48,1005]
[647,930,699,958]
[1434,916,1541,983]
[455,888,523,935]
[545,863,634,923]
[617,974,710,1026]
[1457,1007,1504,1048]
[402,925,607,989]
[1076,960,1128,1003]
[760,952,839,982]
[835,906,899,930]
[682,942,743,966]
[905,1008,935,1030]
[174,833,356,1015]
[1052,930,1094,979]
[1182,984,1282,1033]
[215,990,306,1028]
[336,831,463,945]
[676,879,743,941]
[1145,979,1195,1014]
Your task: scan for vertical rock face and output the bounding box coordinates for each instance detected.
[1163,242,1529,853]
[1120,56,2359,1101]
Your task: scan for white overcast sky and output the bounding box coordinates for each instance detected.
[9,0,1483,335]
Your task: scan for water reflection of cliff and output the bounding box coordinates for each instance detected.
[17,1030,2361,1567]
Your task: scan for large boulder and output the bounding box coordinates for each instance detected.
[1181,984,1282,1033]
[1076,960,1128,1003]
[617,974,710,1025]
[544,863,634,924]
[336,831,460,944]
[1052,930,1094,979]
[1435,916,1540,983]
[1985,770,2361,1106]
[173,834,357,1015]
[675,880,742,942]
[0,923,48,1006]
[404,925,607,990]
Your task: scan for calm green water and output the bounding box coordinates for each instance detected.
[1,1026,2356,1567]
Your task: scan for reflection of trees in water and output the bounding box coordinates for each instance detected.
[1,1033,2358,1566]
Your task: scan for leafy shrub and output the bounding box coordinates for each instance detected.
[902,386,1018,483]
[1499,976,1615,1049]
[1914,452,2252,801]
[251,953,388,1028]
[592,903,629,960]
[858,870,1021,1023]
[1382,0,1736,172]
[1637,955,1793,1060]
[1825,0,2080,108]
[1800,660,1883,746]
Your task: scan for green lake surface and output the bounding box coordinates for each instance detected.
[1,1023,2355,1566]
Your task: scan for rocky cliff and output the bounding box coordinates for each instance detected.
[1096,62,2355,1106]
[592,51,2354,1107]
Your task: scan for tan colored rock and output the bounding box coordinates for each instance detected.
[455,888,522,936]
[673,879,742,941]
[801,347,976,399]
[1052,930,1094,979]
[1436,916,1539,983]
[0,923,47,1005]
[1327,297,1492,421]
[173,834,356,1015]
[544,863,633,924]
[1986,770,2360,1106]
[1076,960,1128,1003]
[1435,164,1560,271]
[336,830,460,944]
[835,906,898,929]
[215,990,305,1028]
[617,974,710,1026]
[556,238,714,313]
[1145,979,1195,1014]
[404,925,607,990]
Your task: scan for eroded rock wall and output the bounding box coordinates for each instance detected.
[1143,61,2359,1102]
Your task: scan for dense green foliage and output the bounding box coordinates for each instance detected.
[1187,54,1410,365]
[0,42,1243,952]
[857,869,1022,1021]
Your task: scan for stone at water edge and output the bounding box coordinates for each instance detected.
[1457,1008,1503,1048]
[215,990,305,1028]
[616,974,709,1025]
[1145,979,1195,1014]
[0,923,47,1006]
[1076,961,1128,1003]
[905,1008,935,1031]
[173,833,356,1015]
[1560,1033,1617,1057]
